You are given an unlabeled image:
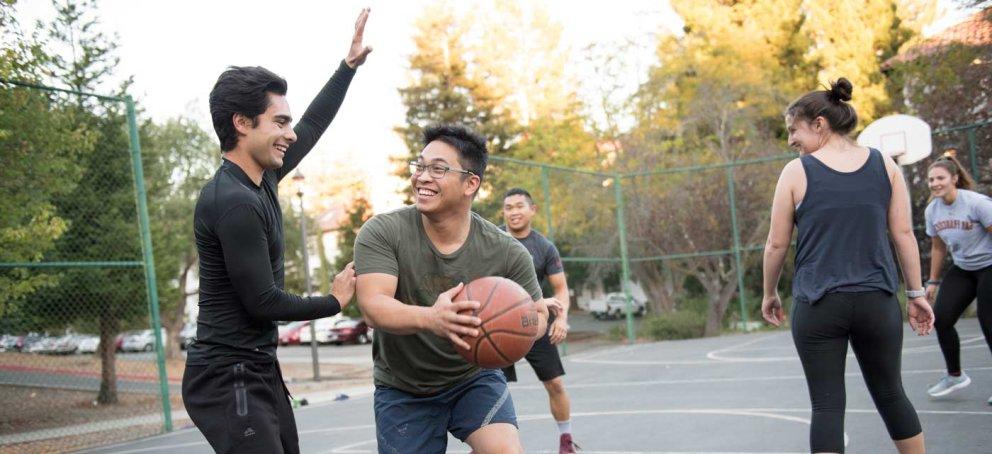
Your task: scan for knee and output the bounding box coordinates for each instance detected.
[543,377,566,396]
[934,314,956,332]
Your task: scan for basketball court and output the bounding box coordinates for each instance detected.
[80,318,992,453]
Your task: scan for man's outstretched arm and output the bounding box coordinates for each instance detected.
[277,8,373,180]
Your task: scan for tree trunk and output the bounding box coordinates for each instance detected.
[97,313,119,405]
[634,263,681,314]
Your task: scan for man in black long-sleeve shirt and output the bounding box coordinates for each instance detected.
[182,9,372,454]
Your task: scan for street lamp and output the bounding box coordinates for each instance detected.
[293,169,320,381]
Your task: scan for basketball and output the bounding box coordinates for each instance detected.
[453,276,539,368]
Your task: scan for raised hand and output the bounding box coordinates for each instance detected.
[345,7,373,69]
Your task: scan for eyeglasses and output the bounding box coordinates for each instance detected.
[409,161,475,179]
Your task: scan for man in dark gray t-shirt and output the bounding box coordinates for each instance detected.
[500,188,578,453]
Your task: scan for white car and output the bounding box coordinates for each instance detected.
[299,318,337,344]
[589,293,647,320]
[122,329,167,352]
[77,335,100,354]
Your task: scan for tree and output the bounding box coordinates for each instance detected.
[0,1,93,317]
[141,116,216,359]
[332,196,372,318]
[394,1,517,185]
[31,0,148,404]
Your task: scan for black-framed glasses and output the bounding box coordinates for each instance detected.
[409,161,475,179]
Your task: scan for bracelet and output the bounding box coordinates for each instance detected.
[926,279,941,286]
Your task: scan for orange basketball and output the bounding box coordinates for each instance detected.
[453,276,539,368]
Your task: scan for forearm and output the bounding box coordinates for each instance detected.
[929,244,946,281]
[361,294,430,335]
[893,232,924,289]
[762,242,789,296]
[277,61,356,179]
[554,289,570,316]
[245,292,341,321]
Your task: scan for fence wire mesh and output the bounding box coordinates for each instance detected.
[0,81,169,453]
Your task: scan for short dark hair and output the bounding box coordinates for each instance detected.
[785,77,858,135]
[504,187,534,205]
[422,124,488,180]
[209,66,288,152]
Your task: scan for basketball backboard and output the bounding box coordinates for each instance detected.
[857,114,932,165]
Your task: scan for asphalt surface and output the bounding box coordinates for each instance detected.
[78,318,992,453]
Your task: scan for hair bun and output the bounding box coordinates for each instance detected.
[828,78,853,103]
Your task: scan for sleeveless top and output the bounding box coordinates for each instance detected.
[792,148,899,305]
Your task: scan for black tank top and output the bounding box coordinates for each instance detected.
[792,148,899,304]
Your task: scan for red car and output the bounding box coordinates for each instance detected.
[327,318,372,345]
[278,321,310,345]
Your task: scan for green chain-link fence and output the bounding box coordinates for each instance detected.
[486,120,990,344]
[0,80,170,452]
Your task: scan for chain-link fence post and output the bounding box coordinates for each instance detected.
[126,95,172,432]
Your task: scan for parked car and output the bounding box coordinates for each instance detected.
[180,323,196,350]
[46,334,81,355]
[328,318,371,345]
[589,293,646,320]
[301,317,371,345]
[18,333,45,352]
[24,335,57,353]
[278,321,310,345]
[0,335,18,352]
[76,335,100,354]
[299,318,334,344]
[122,329,166,352]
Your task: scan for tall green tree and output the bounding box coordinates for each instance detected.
[0,1,94,320]
[141,116,216,358]
[31,0,151,404]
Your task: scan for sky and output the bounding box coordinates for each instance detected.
[12,0,974,215]
[13,0,681,215]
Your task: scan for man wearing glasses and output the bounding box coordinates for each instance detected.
[354,124,561,453]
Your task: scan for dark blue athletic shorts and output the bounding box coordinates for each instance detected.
[373,368,516,453]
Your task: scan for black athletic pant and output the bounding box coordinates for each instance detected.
[791,291,922,453]
[182,360,298,454]
[934,264,992,375]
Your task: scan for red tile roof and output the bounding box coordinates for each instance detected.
[886,8,992,66]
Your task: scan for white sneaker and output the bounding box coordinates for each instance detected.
[927,373,971,397]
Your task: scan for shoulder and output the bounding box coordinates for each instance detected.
[196,171,261,219]
[961,189,989,202]
[924,198,940,217]
[360,205,416,235]
[778,158,804,184]
[529,229,557,250]
[472,212,520,247]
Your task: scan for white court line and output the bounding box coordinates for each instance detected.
[322,408,842,454]
[511,366,992,391]
[570,335,986,365]
[98,423,377,454]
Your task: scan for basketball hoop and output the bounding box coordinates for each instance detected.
[857,114,933,165]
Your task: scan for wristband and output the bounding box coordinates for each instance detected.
[906,289,926,298]
[926,279,941,286]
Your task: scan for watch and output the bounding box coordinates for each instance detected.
[906,289,926,298]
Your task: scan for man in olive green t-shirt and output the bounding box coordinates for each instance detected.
[355,124,560,454]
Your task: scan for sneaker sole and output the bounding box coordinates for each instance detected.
[928,376,972,397]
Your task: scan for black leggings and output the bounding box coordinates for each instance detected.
[934,264,992,375]
[792,291,922,453]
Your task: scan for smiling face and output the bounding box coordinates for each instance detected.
[503,194,536,234]
[785,114,826,155]
[928,165,958,199]
[410,140,479,215]
[240,93,296,170]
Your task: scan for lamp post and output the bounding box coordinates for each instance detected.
[293,170,320,381]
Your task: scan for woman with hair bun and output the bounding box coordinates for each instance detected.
[923,151,992,404]
[762,78,933,453]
